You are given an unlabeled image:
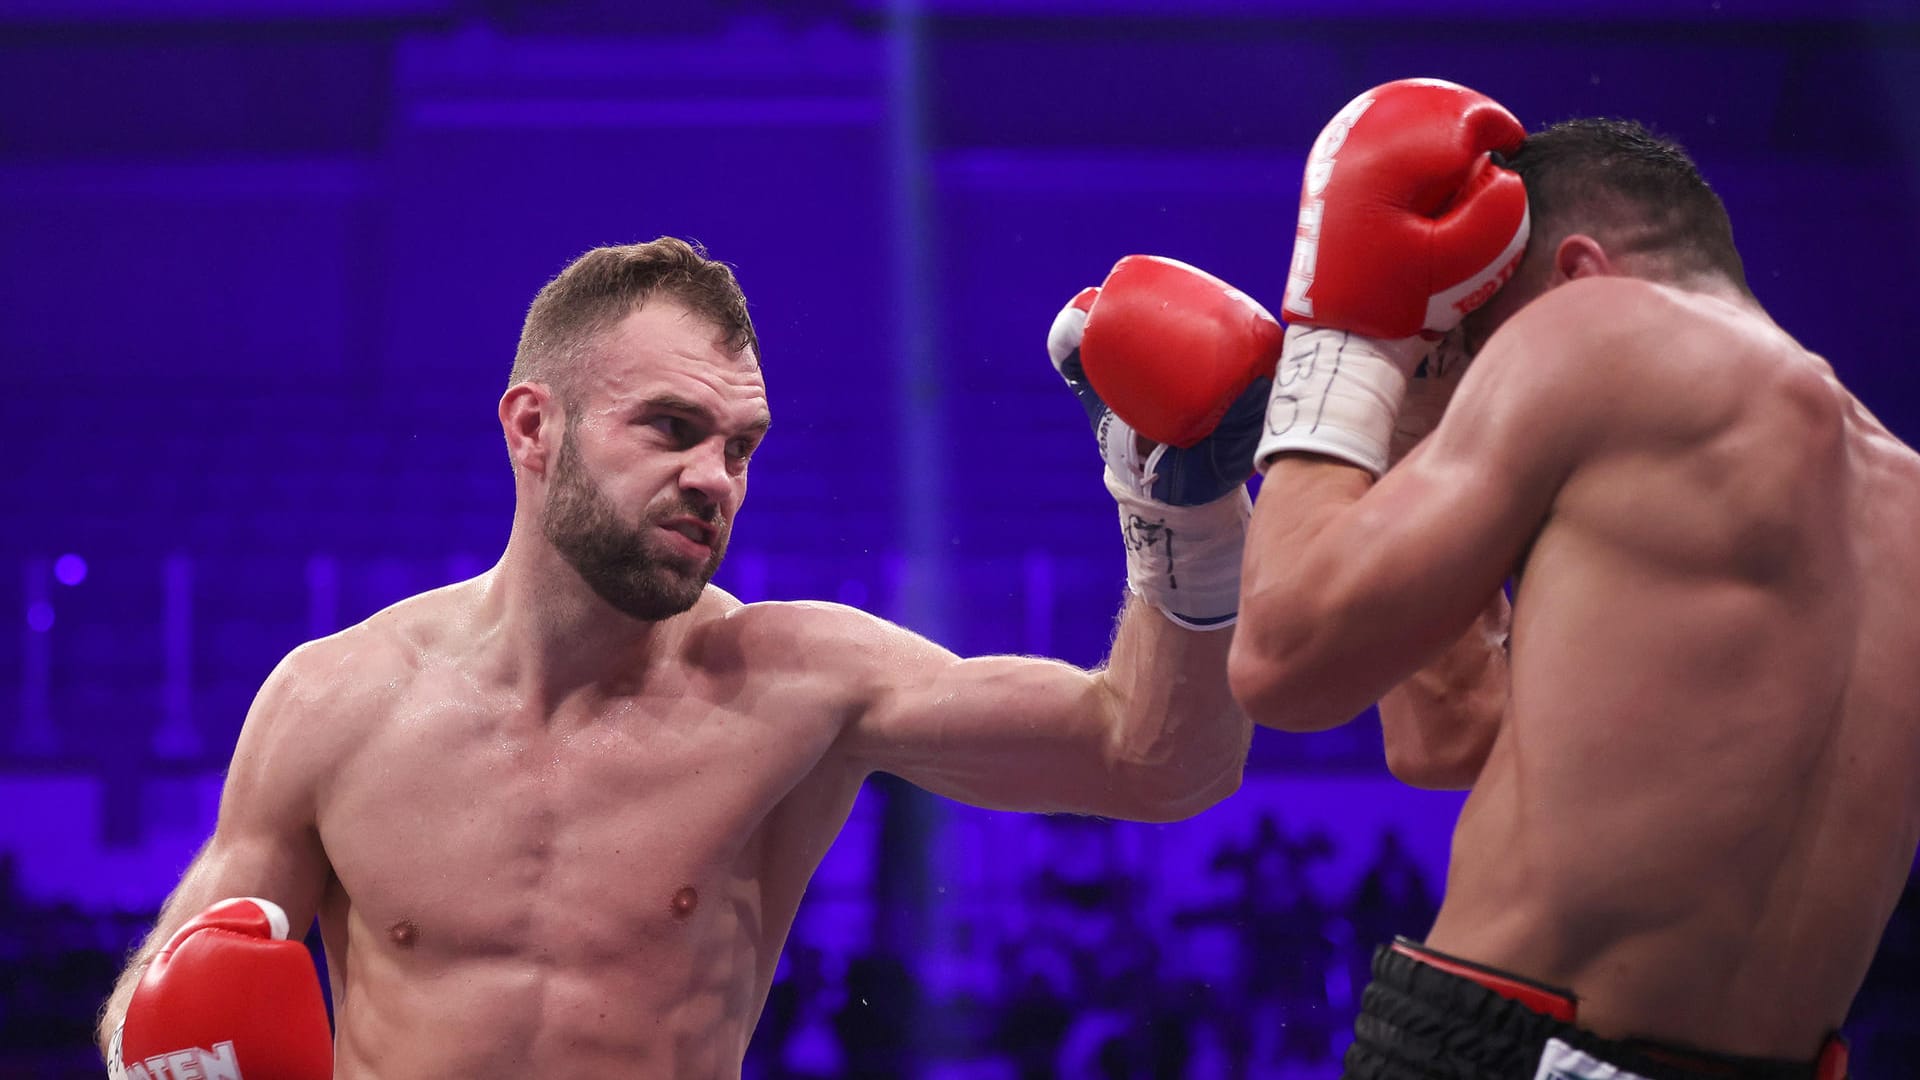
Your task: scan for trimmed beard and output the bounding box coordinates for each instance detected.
[542,426,727,621]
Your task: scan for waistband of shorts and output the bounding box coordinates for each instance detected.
[1616,1033,1851,1080]
[1389,937,1577,1022]
[1386,937,1851,1080]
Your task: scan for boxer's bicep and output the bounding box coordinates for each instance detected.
[130,825,325,1005]
[848,644,1115,813]
[103,649,332,1050]
[206,647,335,924]
[842,617,1227,818]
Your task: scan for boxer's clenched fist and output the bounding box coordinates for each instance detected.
[113,897,331,1080]
[1073,254,1283,450]
[1259,78,1527,477]
[1049,258,1275,628]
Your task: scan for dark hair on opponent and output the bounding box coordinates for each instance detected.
[1508,118,1748,292]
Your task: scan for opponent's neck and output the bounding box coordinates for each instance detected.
[1628,261,1770,324]
[480,526,687,712]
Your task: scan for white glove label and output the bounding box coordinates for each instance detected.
[1285,93,1378,321]
[118,1041,245,1080]
[1533,1038,1653,1080]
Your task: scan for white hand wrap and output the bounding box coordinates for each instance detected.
[1254,324,1432,477]
[1104,466,1250,632]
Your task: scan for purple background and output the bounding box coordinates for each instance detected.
[5,1,1918,1076]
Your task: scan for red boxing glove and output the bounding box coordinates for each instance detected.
[1259,78,1526,476]
[114,897,332,1080]
[1078,254,1283,449]
[1282,77,1528,339]
[1051,261,1272,627]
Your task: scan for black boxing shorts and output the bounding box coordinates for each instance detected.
[1342,937,1850,1080]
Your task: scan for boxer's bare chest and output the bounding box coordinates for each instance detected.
[315,663,849,966]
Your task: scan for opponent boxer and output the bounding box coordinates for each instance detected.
[97,237,1276,1078]
[1227,79,1920,1078]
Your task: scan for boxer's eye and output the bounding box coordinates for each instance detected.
[645,415,697,446]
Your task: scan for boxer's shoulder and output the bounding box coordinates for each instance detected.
[259,582,469,727]
[696,597,929,692]
[677,600,910,733]
[1490,277,1679,366]
[1482,278,1798,439]
[703,596,904,657]
[221,620,405,794]
[319,592,440,672]
[1505,277,1771,371]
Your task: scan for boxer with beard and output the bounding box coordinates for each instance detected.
[98,236,1270,1078]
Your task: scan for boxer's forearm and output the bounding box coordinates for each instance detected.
[97,839,215,1059]
[1379,590,1510,789]
[99,968,139,1061]
[100,821,329,1063]
[1093,597,1250,819]
[99,912,180,1060]
[1231,457,1380,730]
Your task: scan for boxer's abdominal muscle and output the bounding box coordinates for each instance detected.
[313,639,859,1078]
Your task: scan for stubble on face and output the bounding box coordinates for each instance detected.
[541,421,728,622]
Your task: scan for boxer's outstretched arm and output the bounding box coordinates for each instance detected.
[835,598,1249,823]
[837,256,1266,821]
[97,646,333,1060]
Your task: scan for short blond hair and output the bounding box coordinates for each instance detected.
[510,237,759,400]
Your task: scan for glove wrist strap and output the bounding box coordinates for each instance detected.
[1105,472,1249,630]
[1254,325,1425,477]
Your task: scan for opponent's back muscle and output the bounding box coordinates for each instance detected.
[1437,278,1920,1050]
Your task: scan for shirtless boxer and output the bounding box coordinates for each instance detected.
[1227,79,1920,1078]
[96,237,1267,1078]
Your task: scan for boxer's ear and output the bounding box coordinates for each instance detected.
[500,381,556,476]
[1552,234,1612,282]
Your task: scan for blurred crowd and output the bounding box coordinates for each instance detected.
[3,824,1914,1079]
